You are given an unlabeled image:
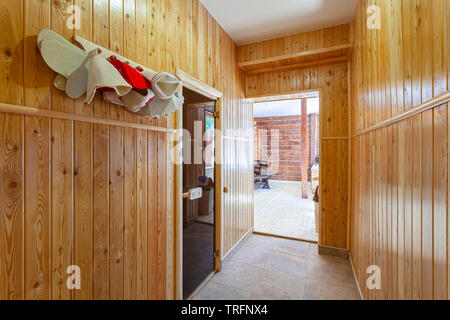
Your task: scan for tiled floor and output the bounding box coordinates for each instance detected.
[254,180,318,242]
[192,235,360,300]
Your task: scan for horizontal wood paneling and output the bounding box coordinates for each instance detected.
[350,0,450,300]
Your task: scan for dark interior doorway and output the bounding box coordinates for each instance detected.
[182,87,216,299]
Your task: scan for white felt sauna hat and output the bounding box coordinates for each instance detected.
[137,91,185,119]
[141,70,182,100]
[103,89,155,113]
[37,29,132,103]
[73,35,182,100]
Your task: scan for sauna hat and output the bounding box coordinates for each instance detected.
[102,56,156,113]
[140,70,182,100]
[137,90,185,119]
[73,35,183,101]
[37,29,132,103]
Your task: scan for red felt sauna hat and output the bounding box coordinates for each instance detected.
[105,56,152,91]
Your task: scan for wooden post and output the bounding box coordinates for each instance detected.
[300,99,308,198]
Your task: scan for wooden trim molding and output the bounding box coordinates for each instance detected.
[249,88,329,247]
[238,44,352,73]
[352,91,450,137]
[349,252,364,300]
[174,70,224,300]
[0,102,175,133]
[186,272,216,300]
[321,136,349,140]
[253,231,318,244]
[318,245,349,258]
[176,69,223,100]
[221,227,254,267]
[249,89,320,102]
[246,56,349,75]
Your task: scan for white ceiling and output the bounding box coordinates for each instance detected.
[254,98,319,118]
[200,0,357,45]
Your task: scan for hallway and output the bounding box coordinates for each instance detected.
[192,235,360,300]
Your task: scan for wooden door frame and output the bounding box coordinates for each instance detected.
[249,89,323,244]
[175,70,223,300]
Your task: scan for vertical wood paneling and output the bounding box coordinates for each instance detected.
[73,0,93,299]
[23,0,51,301]
[92,124,109,299]
[50,0,74,301]
[433,105,448,300]
[147,132,158,299]
[92,0,111,296]
[0,0,24,301]
[136,129,148,299]
[237,24,350,64]
[109,125,123,300]
[24,116,50,300]
[109,0,124,121]
[411,114,422,300]
[92,0,110,119]
[350,0,450,300]
[50,0,73,114]
[421,110,433,300]
[24,0,50,110]
[404,118,413,300]
[51,119,73,300]
[73,121,92,300]
[157,132,166,300]
[124,127,137,299]
[0,114,23,300]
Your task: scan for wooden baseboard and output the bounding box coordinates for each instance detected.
[221,227,254,267]
[186,271,216,300]
[349,251,364,300]
[318,245,349,258]
[253,231,318,244]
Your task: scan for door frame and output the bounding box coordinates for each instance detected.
[249,89,322,243]
[175,69,223,300]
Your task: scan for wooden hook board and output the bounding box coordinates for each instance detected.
[73,35,161,76]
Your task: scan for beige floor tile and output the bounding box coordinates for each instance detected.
[194,282,252,300]
[254,180,318,241]
[212,261,265,292]
[263,251,308,277]
[231,245,270,268]
[303,278,360,300]
[194,235,360,301]
[248,293,275,300]
[251,269,305,300]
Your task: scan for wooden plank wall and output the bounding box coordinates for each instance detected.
[237,24,350,64]
[239,25,350,249]
[254,115,319,182]
[0,0,253,300]
[350,0,449,300]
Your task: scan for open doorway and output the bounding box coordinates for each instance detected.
[182,87,217,299]
[253,93,320,243]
